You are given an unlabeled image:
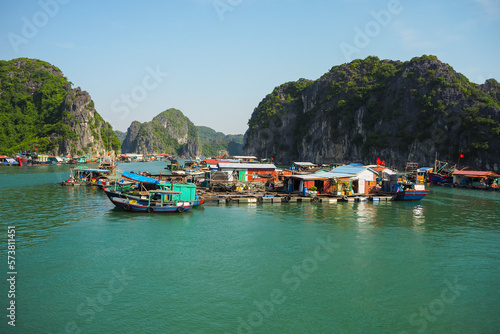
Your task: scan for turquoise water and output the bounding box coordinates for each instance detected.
[1,162,499,334]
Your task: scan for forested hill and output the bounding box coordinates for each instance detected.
[0,58,120,156]
[120,108,244,157]
[197,126,244,156]
[121,108,201,156]
[243,55,500,171]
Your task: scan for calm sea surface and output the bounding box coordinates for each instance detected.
[1,162,499,334]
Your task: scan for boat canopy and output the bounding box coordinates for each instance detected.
[122,171,172,185]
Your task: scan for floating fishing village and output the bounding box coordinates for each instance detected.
[2,1,500,332]
[2,151,499,214]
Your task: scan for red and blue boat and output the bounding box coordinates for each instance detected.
[379,169,429,201]
[428,172,453,184]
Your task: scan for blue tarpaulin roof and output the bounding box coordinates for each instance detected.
[122,172,162,184]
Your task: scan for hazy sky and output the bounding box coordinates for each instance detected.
[1,0,499,134]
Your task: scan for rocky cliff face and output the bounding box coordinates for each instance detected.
[121,108,201,156]
[244,55,500,171]
[0,58,120,156]
[57,87,118,156]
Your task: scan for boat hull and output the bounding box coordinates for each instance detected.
[429,172,452,184]
[384,190,429,201]
[111,197,192,213]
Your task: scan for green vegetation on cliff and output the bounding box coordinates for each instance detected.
[197,126,244,156]
[114,130,127,144]
[121,108,201,156]
[0,58,120,155]
[121,110,244,157]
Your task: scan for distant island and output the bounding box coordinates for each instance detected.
[119,108,244,157]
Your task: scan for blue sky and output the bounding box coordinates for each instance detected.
[1,0,499,135]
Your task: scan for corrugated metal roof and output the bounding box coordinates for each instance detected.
[232,156,257,159]
[331,165,371,175]
[293,162,316,166]
[218,163,277,170]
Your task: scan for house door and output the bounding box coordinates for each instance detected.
[238,170,246,181]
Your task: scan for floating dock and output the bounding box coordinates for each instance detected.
[204,194,393,204]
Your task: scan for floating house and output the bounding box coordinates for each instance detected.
[452,170,500,186]
[285,164,379,195]
[217,163,278,182]
[0,155,17,165]
[291,162,317,172]
[232,156,258,163]
[48,156,64,164]
[37,154,49,162]
[203,159,240,171]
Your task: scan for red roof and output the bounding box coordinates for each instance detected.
[0,155,10,158]
[204,159,232,164]
[452,170,499,177]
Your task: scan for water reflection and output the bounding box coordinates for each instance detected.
[412,204,426,232]
[354,202,376,233]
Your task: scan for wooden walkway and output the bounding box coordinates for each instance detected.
[202,194,393,204]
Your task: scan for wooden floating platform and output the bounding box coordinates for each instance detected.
[206,194,393,204]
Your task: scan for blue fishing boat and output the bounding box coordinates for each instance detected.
[379,169,429,201]
[104,171,204,207]
[110,190,192,213]
[428,172,453,184]
[429,159,454,184]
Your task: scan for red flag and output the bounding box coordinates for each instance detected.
[381,160,385,165]
[459,154,464,158]
[376,158,381,165]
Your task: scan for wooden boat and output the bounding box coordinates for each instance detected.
[97,157,117,174]
[17,151,50,166]
[105,171,204,207]
[428,172,452,183]
[391,187,429,201]
[379,169,429,201]
[429,159,455,184]
[96,177,134,191]
[61,167,111,186]
[110,190,192,213]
